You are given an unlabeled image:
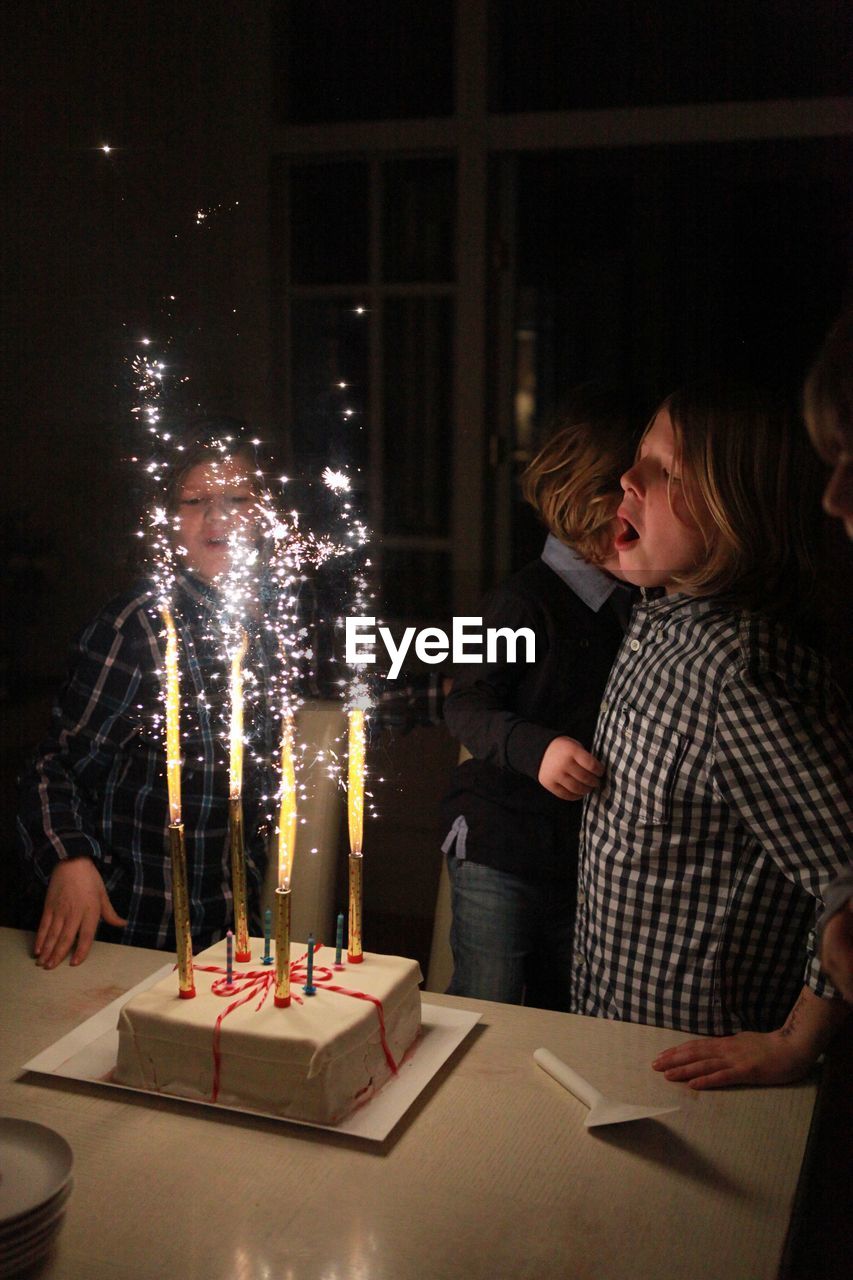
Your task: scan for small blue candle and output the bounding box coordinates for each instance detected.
[226,929,234,986]
[303,932,317,996]
[261,908,273,964]
[334,912,344,967]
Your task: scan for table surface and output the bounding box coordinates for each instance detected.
[0,926,819,1280]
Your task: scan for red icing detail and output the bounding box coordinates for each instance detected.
[194,951,398,1103]
[235,950,252,963]
[179,986,196,999]
[347,952,364,964]
[274,994,291,1008]
[317,982,398,1074]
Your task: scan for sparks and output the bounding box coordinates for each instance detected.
[322,468,351,493]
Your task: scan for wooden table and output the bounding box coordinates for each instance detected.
[0,926,821,1280]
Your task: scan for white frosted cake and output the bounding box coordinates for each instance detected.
[114,937,422,1124]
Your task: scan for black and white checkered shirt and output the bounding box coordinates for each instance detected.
[572,592,853,1036]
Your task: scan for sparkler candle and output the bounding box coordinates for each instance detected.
[162,608,182,826]
[161,607,195,998]
[274,887,292,1008]
[277,710,298,891]
[274,709,298,1007]
[347,707,366,963]
[228,631,251,962]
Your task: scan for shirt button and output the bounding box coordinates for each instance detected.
[629,638,641,651]
[601,700,609,713]
[577,889,586,905]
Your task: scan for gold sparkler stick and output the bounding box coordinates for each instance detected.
[274,885,292,1007]
[161,607,182,826]
[229,797,250,962]
[228,631,251,961]
[169,822,196,998]
[161,607,194,997]
[273,709,297,1008]
[348,852,363,964]
[278,710,297,890]
[347,707,365,963]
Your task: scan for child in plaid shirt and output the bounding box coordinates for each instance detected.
[18,440,276,969]
[573,383,852,1088]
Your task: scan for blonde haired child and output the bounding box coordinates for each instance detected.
[573,383,852,1085]
[442,388,636,1009]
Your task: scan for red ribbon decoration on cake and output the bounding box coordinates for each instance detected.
[193,944,398,1104]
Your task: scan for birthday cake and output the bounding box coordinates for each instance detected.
[114,937,423,1124]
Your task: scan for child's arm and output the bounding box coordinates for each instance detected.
[444,580,603,794]
[659,653,853,1086]
[710,659,852,1000]
[18,607,151,965]
[651,985,848,1087]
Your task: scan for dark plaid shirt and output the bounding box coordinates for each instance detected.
[572,592,853,1035]
[17,571,276,950]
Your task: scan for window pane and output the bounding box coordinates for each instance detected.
[289,163,369,286]
[513,137,851,411]
[382,159,456,283]
[276,0,454,124]
[382,548,451,624]
[489,0,851,112]
[382,297,453,537]
[290,299,370,474]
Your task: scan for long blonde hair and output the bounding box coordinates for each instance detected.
[522,391,636,565]
[659,383,821,620]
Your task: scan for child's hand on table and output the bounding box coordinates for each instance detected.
[651,986,848,1088]
[651,1031,816,1088]
[35,859,127,970]
[538,736,604,801]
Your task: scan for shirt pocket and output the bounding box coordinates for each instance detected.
[608,702,682,828]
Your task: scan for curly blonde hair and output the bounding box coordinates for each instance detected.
[521,392,635,565]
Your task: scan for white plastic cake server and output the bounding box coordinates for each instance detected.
[534,1047,680,1128]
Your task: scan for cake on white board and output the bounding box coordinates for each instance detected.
[114,937,423,1124]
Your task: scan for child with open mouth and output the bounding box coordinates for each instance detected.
[573,382,852,1089]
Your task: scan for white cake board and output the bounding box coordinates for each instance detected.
[21,966,481,1142]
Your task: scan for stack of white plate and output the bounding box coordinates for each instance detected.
[0,1119,73,1277]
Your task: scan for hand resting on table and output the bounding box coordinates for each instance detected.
[35,858,127,970]
[651,985,848,1088]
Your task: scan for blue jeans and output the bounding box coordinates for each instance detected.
[446,854,575,1011]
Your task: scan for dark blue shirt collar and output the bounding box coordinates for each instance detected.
[541,534,626,614]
